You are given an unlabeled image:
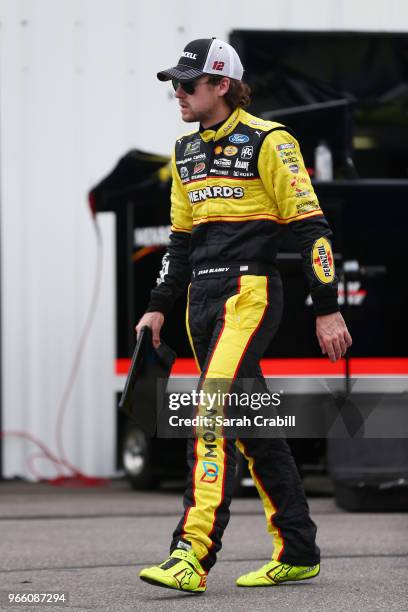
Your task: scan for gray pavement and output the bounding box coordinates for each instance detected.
[1,479,407,611]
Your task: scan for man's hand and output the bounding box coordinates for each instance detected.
[316,312,352,363]
[135,311,164,349]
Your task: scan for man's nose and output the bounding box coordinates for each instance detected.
[175,84,185,99]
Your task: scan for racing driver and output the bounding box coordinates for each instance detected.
[137,37,352,593]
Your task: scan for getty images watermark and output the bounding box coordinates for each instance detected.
[167,389,295,429]
[154,383,299,438]
[168,389,282,410]
[153,377,408,439]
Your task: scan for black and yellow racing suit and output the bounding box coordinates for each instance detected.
[147,107,338,571]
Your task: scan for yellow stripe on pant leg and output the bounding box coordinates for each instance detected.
[236,439,285,560]
[182,436,227,560]
[183,276,269,562]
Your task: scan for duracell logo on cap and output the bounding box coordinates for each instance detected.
[182,51,197,59]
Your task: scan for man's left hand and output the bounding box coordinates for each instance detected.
[316,312,352,363]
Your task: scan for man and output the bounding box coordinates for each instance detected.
[137,37,352,593]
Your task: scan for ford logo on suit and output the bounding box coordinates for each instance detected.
[229,133,250,144]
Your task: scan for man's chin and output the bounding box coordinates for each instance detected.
[180,110,197,123]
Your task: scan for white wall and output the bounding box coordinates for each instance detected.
[1,0,406,478]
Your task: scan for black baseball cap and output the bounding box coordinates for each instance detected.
[157,37,244,82]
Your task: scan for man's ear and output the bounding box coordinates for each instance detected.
[218,77,231,97]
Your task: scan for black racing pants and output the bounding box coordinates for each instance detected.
[170,272,320,572]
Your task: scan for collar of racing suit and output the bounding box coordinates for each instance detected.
[198,107,241,143]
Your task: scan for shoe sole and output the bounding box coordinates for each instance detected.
[140,574,205,594]
[237,566,320,587]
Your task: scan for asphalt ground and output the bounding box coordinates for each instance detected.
[1,479,407,611]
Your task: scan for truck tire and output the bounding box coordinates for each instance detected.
[122,426,157,490]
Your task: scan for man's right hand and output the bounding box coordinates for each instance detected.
[135,311,164,349]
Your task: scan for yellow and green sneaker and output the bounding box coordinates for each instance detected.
[236,560,320,587]
[139,548,207,593]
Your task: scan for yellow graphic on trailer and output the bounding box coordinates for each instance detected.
[312,237,335,284]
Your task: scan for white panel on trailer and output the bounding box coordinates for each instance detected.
[1,0,117,478]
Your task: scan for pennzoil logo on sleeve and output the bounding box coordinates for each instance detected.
[312,237,335,284]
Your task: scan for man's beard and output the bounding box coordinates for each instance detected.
[182,110,209,124]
